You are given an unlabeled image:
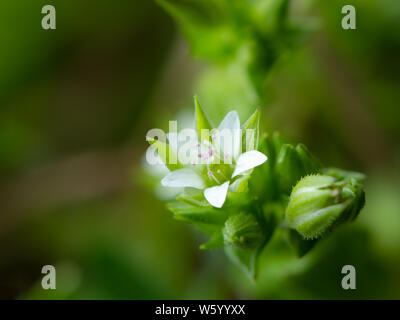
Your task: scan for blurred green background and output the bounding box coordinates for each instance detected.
[0,0,399,299]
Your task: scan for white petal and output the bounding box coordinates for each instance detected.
[216,111,241,160]
[155,184,183,201]
[232,150,268,178]
[204,181,230,208]
[142,153,169,176]
[218,111,240,132]
[161,168,205,189]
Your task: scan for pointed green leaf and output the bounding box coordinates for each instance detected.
[241,107,260,152]
[229,175,250,193]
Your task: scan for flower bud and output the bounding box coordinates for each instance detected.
[223,213,264,249]
[285,174,364,239]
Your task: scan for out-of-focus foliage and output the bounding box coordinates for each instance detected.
[158,0,309,104]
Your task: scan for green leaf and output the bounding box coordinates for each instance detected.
[194,95,213,141]
[229,175,250,193]
[146,136,182,171]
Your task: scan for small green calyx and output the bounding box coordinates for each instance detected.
[223,212,264,249]
[285,174,365,240]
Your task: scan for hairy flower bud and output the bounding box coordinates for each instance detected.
[285,174,365,239]
[223,213,264,249]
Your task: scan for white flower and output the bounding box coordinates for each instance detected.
[161,111,267,208]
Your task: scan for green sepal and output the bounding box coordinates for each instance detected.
[261,131,284,166]
[177,188,209,207]
[295,203,347,239]
[194,95,213,141]
[322,167,366,182]
[248,132,283,202]
[167,201,227,225]
[229,175,250,193]
[334,178,365,226]
[146,136,182,171]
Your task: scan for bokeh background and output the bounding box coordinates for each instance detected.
[0,0,399,299]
